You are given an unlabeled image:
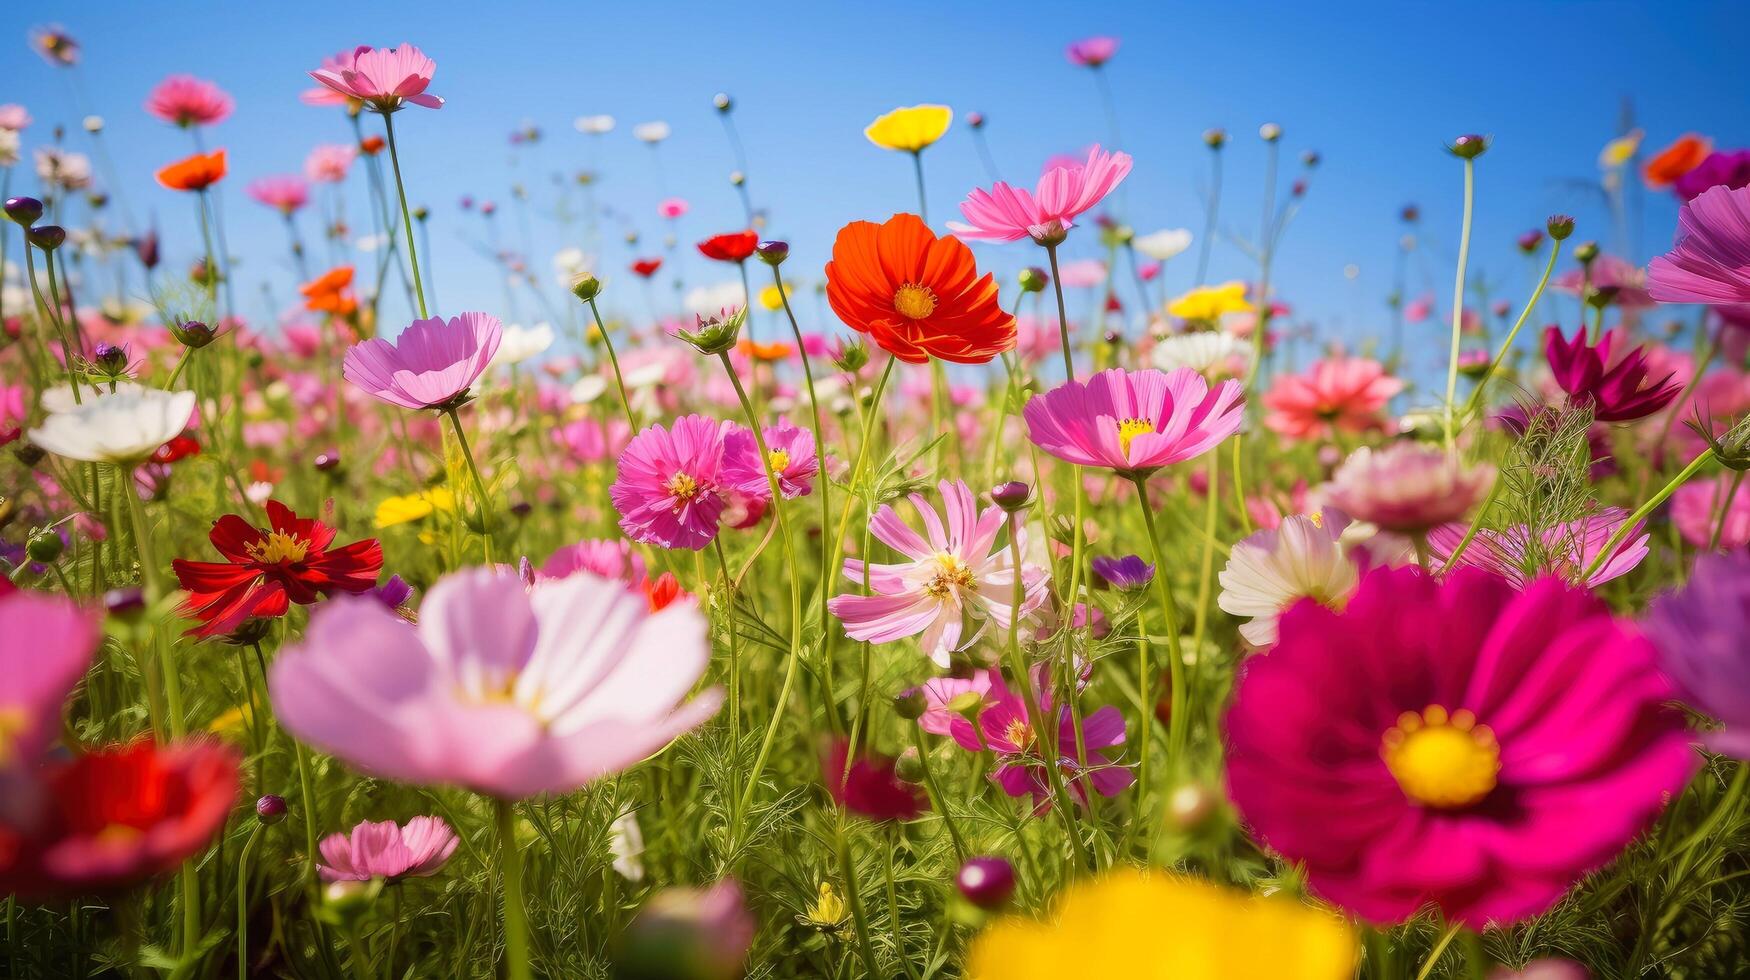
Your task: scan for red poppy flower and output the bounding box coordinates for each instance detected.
[171,500,383,639]
[151,435,201,464]
[697,230,759,263]
[0,740,238,899]
[825,213,1015,365]
[630,257,664,279]
[823,738,928,822]
[155,149,227,192]
[641,571,686,611]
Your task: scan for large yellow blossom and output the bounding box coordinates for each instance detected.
[374,487,456,529]
[967,870,1356,980]
[1167,280,1253,321]
[864,104,952,153]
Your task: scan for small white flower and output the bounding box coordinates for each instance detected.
[1133,228,1193,262]
[1217,513,1359,647]
[569,375,608,405]
[632,121,670,144]
[1151,331,1253,379]
[622,361,668,390]
[246,481,274,505]
[30,386,196,464]
[490,323,555,371]
[608,810,645,882]
[574,114,615,135]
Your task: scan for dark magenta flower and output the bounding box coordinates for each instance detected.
[823,739,928,822]
[1091,554,1155,591]
[1543,325,1680,422]
[1673,149,1750,202]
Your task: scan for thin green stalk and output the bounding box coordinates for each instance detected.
[835,816,882,978]
[493,799,533,980]
[1414,922,1464,980]
[1195,145,1222,286]
[1044,243,1075,381]
[911,150,929,225]
[1710,471,1747,551]
[584,295,638,431]
[1131,475,1189,773]
[236,823,263,980]
[712,539,743,752]
[882,829,920,980]
[908,724,967,863]
[443,408,493,564]
[1582,448,1715,580]
[380,111,429,318]
[1444,157,1476,449]
[1189,450,1221,653]
[1461,237,1562,421]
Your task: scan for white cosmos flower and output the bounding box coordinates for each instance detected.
[574,115,615,135]
[608,810,645,882]
[622,361,668,390]
[490,322,555,371]
[632,121,670,144]
[1151,331,1253,378]
[1217,512,1360,647]
[569,375,608,405]
[30,386,195,464]
[1133,228,1193,262]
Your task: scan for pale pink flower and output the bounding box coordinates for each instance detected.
[1671,473,1750,550]
[145,75,233,128]
[304,143,356,184]
[539,538,646,584]
[246,175,309,215]
[1262,355,1403,442]
[342,312,503,410]
[0,104,32,132]
[317,816,458,882]
[950,145,1132,245]
[1056,258,1107,288]
[308,44,443,113]
[1065,36,1119,67]
[302,50,364,107]
[1427,508,1650,588]
[1325,442,1495,533]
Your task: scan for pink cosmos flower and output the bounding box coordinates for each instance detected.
[1642,550,1750,759]
[1022,367,1244,477]
[552,416,628,465]
[1326,442,1496,534]
[145,75,233,128]
[951,144,1132,245]
[658,197,689,219]
[827,480,1049,667]
[1647,183,1750,308]
[302,50,363,106]
[1670,473,1750,550]
[1055,258,1107,289]
[540,538,646,584]
[722,419,817,500]
[0,590,99,777]
[948,666,1132,808]
[1427,508,1649,589]
[304,143,356,183]
[1262,355,1404,442]
[246,175,310,216]
[1225,566,1696,927]
[317,816,458,882]
[1065,36,1120,67]
[1552,254,1655,309]
[0,104,33,132]
[270,567,721,799]
[1543,325,1680,423]
[342,312,503,410]
[911,668,997,736]
[611,415,736,551]
[308,44,443,113]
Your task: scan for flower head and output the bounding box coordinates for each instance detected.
[1168,281,1253,321]
[1091,554,1154,592]
[304,143,356,183]
[1647,183,1750,307]
[1642,550,1750,758]
[1023,367,1244,477]
[29,384,196,464]
[1671,473,1750,550]
[302,266,358,316]
[308,44,443,113]
[723,419,817,500]
[1644,134,1713,189]
[1150,331,1253,379]
[0,590,98,773]
[155,149,227,192]
[1326,443,1495,534]
[697,230,759,263]
[1674,150,1750,202]
[247,175,309,215]
[31,25,78,67]
[824,739,928,821]
[1262,355,1403,442]
[948,667,1132,807]
[1543,325,1679,423]
[1132,227,1192,262]
[611,415,736,551]
[864,104,952,153]
[269,567,721,799]
[145,75,233,128]
[1225,566,1696,927]
[825,213,1014,364]
[343,312,503,410]
[1428,508,1649,589]
[1064,36,1119,67]
[1218,512,1363,647]
[951,145,1132,245]
[317,816,458,882]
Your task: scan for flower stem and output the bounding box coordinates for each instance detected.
[443,408,493,565]
[1414,922,1463,980]
[1443,157,1477,449]
[1461,238,1561,421]
[1044,243,1075,381]
[1582,447,1715,581]
[1131,476,1189,773]
[584,295,638,432]
[835,815,882,978]
[911,150,929,226]
[236,823,262,980]
[381,111,429,319]
[908,723,967,863]
[493,798,532,980]
[1195,145,1222,287]
[882,828,920,980]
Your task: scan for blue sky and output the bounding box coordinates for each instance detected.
[4,0,1746,382]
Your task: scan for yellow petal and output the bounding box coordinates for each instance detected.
[865,104,953,153]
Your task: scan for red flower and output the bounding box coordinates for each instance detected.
[171,500,383,639]
[641,571,686,611]
[151,435,201,464]
[630,257,664,279]
[155,149,227,192]
[697,231,759,263]
[823,738,928,822]
[359,135,386,155]
[0,740,238,899]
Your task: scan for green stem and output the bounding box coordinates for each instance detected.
[1044,243,1075,381]
[493,799,532,980]
[1195,146,1222,286]
[1414,922,1463,980]
[380,111,429,318]
[910,150,929,226]
[1710,471,1746,552]
[835,817,882,978]
[443,408,494,564]
[882,829,920,980]
[909,723,967,863]
[585,295,638,432]
[1461,238,1561,421]
[237,824,262,980]
[1582,448,1715,580]
[1131,476,1189,774]
[1444,157,1476,449]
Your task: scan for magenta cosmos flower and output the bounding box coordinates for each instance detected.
[827,480,1049,667]
[1225,566,1696,927]
[1647,183,1750,308]
[1427,508,1648,589]
[246,175,310,216]
[611,414,737,551]
[144,74,233,128]
[1022,367,1244,477]
[1263,355,1404,441]
[1543,325,1679,423]
[318,816,458,883]
[342,312,502,410]
[308,44,443,113]
[269,567,721,799]
[950,145,1132,246]
[948,665,1133,808]
[1065,36,1119,67]
[0,589,99,777]
[1643,550,1750,759]
[723,419,818,500]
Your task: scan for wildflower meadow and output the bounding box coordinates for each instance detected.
[6,6,1750,979]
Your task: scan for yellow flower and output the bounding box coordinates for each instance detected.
[865,104,952,153]
[374,487,456,529]
[967,870,1356,980]
[758,283,788,311]
[796,880,850,933]
[1598,128,1644,169]
[1167,281,1253,322]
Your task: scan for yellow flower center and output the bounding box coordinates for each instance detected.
[768,449,791,472]
[93,823,145,847]
[893,283,938,320]
[923,554,975,599]
[1003,718,1035,752]
[666,471,701,504]
[1381,705,1500,809]
[0,708,25,766]
[244,530,310,564]
[1117,417,1156,456]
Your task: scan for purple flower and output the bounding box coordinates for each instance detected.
[1091,554,1154,591]
[1643,550,1750,759]
[1674,149,1750,202]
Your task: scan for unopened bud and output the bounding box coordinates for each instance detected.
[570,273,603,302]
[1447,134,1489,160]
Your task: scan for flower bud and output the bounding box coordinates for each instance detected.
[570,273,603,302]
[13,442,45,467]
[967,111,986,129]
[1400,204,1420,223]
[1202,128,1227,149]
[4,197,43,226]
[1301,149,1321,168]
[677,306,746,356]
[613,880,753,980]
[990,481,1032,512]
[1575,241,1599,265]
[1103,329,1122,345]
[956,856,1016,909]
[412,205,430,221]
[26,225,66,251]
[171,319,216,349]
[133,230,161,269]
[829,336,869,374]
[756,240,789,267]
[1167,783,1218,832]
[892,687,927,720]
[26,527,64,563]
[893,746,925,784]
[728,170,745,187]
[1258,122,1282,142]
[1516,229,1544,254]
[83,115,103,133]
[256,794,288,824]
[1017,267,1049,293]
[713,92,732,113]
[1546,214,1576,241]
[1447,134,1489,160]
[314,449,342,473]
[92,342,129,375]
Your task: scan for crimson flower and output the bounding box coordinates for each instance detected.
[630,257,663,278]
[1543,325,1680,422]
[151,435,201,464]
[171,500,383,639]
[697,231,759,263]
[823,739,928,822]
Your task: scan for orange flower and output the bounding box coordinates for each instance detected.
[736,338,793,362]
[301,265,357,316]
[824,213,1014,365]
[1645,134,1712,188]
[155,149,227,192]
[359,135,386,155]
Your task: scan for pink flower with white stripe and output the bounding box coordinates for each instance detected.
[950,145,1132,246]
[828,480,1049,666]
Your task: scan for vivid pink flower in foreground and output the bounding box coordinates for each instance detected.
[270,567,721,799]
[1022,367,1244,477]
[828,480,1049,667]
[246,175,310,216]
[723,419,817,500]
[318,816,458,882]
[611,414,736,551]
[951,144,1132,245]
[1428,507,1649,588]
[308,44,444,113]
[145,75,233,128]
[1647,183,1750,308]
[1262,355,1403,441]
[1225,566,1696,927]
[343,312,502,410]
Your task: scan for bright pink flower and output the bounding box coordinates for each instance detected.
[948,667,1132,808]
[301,50,362,106]
[611,415,736,551]
[1065,36,1119,67]
[270,567,721,799]
[824,739,928,822]
[553,416,628,465]
[308,44,443,113]
[246,175,309,215]
[144,75,233,128]
[0,590,98,775]
[950,145,1132,245]
[658,197,689,219]
[1647,183,1750,308]
[1552,254,1654,309]
[343,312,502,410]
[1225,566,1696,927]
[1262,355,1403,442]
[1427,507,1649,589]
[317,816,458,882]
[1022,367,1244,477]
[1671,473,1750,550]
[539,538,646,584]
[1543,325,1679,422]
[827,480,1049,667]
[723,419,817,500]
[304,143,356,183]
[911,668,996,736]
